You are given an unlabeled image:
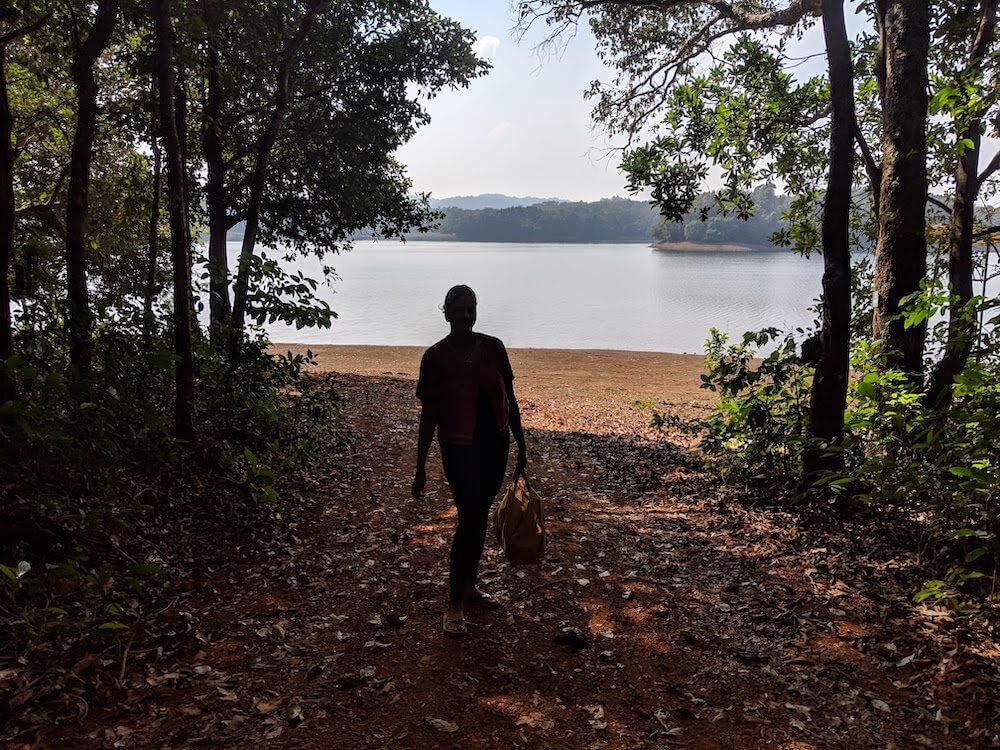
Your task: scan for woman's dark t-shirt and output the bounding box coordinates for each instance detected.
[416,333,513,445]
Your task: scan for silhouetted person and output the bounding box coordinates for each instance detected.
[412,285,527,636]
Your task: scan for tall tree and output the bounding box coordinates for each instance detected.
[804,0,854,478]
[870,0,930,378]
[926,0,999,405]
[259,3,488,255]
[142,74,162,345]
[152,0,195,438]
[0,39,18,403]
[173,63,194,314]
[197,0,485,348]
[64,0,118,380]
[229,0,329,342]
[1,7,52,402]
[201,0,230,338]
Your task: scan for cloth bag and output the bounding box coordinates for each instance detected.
[492,472,545,565]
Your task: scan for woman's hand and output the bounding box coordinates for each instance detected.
[412,465,427,498]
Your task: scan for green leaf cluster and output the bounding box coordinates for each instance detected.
[653,327,813,488]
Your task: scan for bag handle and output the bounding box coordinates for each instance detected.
[514,468,536,497]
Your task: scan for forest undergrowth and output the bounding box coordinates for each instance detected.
[0,339,341,728]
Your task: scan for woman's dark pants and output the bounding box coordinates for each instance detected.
[440,425,509,604]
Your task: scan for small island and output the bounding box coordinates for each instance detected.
[651,241,777,252]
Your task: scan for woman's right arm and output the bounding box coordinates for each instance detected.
[412,403,436,498]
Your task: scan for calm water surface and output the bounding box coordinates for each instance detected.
[234,240,826,354]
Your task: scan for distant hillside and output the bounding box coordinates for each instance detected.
[428,193,567,210]
[210,188,993,247]
[411,190,801,244]
[232,188,807,245]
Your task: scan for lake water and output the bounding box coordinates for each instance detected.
[231,240,827,354]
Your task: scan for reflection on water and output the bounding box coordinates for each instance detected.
[226,240,829,354]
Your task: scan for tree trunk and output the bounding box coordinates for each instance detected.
[230,0,327,349]
[173,68,197,328]
[142,77,162,345]
[152,0,195,440]
[926,0,998,406]
[64,0,118,382]
[803,0,855,481]
[0,44,15,402]
[871,0,929,378]
[203,13,231,338]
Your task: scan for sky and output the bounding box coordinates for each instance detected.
[394,1,937,206]
[395,1,846,203]
[395,1,634,202]
[394,4,999,207]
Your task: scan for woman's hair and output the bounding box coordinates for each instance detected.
[443,284,477,312]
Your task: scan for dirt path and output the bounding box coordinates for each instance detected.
[34,348,999,748]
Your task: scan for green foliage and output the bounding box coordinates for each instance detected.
[840,337,1000,567]
[0,331,340,646]
[604,33,830,254]
[652,327,812,487]
[652,184,791,246]
[207,0,489,259]
[241,253,335,330]
[0,555,153,635]
[666,292,1000,609]
[242,446,279,504]
[621,141,705,224]
[914,566,990,611]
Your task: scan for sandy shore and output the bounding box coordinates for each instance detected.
[272,343,714,406]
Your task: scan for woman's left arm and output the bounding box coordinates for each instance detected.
[505,378,527,478]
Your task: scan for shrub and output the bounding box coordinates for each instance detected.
[0,329,340,647]
[652,327,811,489]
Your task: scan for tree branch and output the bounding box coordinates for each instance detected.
[853,122,880,192]
[576,0,821,28]
[978,149,1000,185]
[972,225,1000,240]
[15,162,69,216]
[966,0,998,76]
[0,11,52,45]
[712,0,822,27]
[963,0,998,193]
[927,195,951,213]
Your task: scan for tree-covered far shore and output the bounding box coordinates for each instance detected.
[407,186,793,244]
[357,185,968,247]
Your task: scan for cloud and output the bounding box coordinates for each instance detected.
[487,121,513,141]
[473,36,500,62]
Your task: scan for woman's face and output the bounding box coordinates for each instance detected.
[445,294,477,332]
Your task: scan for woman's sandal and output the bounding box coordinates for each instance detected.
[442,612,468,637]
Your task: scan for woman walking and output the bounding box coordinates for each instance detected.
[412,285,527,636]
